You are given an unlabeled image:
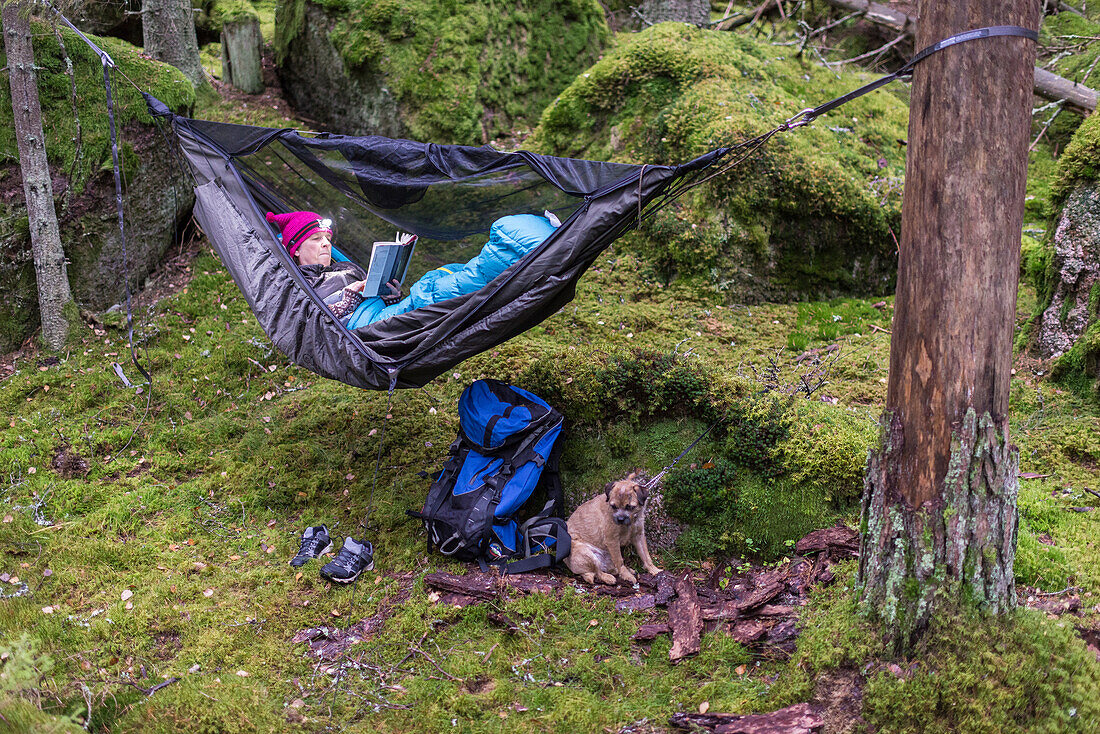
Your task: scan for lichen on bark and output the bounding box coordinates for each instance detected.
[858,408,1018,652]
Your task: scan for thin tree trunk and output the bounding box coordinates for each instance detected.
[857,0,1040,652]
[142,0,206,89]
[2,0,75,350]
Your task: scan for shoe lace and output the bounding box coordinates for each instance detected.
[298,534,326,557]
[331,546,362,572]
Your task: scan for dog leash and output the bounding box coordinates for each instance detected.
[646,418,726,490]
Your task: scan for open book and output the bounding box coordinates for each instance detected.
[363,232,418,298]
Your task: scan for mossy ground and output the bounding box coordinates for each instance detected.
[1,229,1097,731]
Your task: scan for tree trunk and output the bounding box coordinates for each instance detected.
[221,16,263,94]
[2,0,75,350]
[857,0,1039,651]
[142,0,206,89]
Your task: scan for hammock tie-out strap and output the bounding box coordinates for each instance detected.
[643,25,1039,225]
[779,25,1039,130]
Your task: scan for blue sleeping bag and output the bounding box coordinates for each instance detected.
[345,214,558,329]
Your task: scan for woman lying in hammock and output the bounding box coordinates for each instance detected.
[265,210,559,328]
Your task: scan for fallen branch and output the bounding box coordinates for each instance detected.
[817,0,1097,113]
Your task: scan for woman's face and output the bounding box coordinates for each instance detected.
[296,230,333,267]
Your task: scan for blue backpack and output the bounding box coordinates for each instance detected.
[411,380,570,573]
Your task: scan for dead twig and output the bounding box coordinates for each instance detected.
[825,32,906,67]
[126,677,180,697]
[410,647,460,681]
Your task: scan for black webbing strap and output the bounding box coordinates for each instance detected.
[42,0,153,384]
[781,25,1039,130]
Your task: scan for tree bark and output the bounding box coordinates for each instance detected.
[817,0,1096,113]
[2,0,75,350]
[857,0,1039,651]
[221,16,263,94]
[639,0,710,26]
[142,0,206,89]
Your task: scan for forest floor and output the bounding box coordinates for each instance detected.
[2,14,1100,734]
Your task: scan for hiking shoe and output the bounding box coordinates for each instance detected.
[289,525,333,567]
[319,537,375,584]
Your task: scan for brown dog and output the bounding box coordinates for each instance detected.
[565,472,662,585]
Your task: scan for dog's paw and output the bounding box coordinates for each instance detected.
[645,565,663,576]
[619,567,637,585]
[597,572,617,585]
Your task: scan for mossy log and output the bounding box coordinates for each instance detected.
[858,409,1019,650]
[221,16,263,94]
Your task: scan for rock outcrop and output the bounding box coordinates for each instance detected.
[273,0,609,144]
[0,25,195,351]
[528,22,910,302]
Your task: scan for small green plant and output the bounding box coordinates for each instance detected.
[663,459,738,525]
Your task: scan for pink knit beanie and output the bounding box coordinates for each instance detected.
[265,210,333,256]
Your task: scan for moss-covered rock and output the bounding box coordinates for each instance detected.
[528,22,909,302]
[0,24,195,352]
[272,0,609,143]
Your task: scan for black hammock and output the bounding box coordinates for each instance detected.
[149,93,731,391]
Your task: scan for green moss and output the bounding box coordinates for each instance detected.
[195,0,261,38]
[771,565,1100,732]
[1053,106,1100,204]
[513,347,867,559]
[275,0,609,144]
[529,23,908,300]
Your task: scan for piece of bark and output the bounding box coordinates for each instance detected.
[616,594,656,613]
[670,703,823,733]
[669,574,703,662]
[702,600,740,621]
[735,572,786,612]
[755,605,794,617]
[795,525,860,558]
[818,0,1095,113]
[633,623,670,641]
[715,703,824,734]
[729,619,770,644]
[656,572,677,606]
[766,619,799,645]
[424,570,562,601]
[786,558,815,596]
[424,571,498,600]
[438,592,478,608]
[595,582,638,598]
[504,575,564,595]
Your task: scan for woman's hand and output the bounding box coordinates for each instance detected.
[346,280,366,293]
[381,278,403,305]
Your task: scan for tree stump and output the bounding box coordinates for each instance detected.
[858,409,1019,649]
[221,16,264,94]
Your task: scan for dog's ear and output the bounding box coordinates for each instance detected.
[635,482,649,506]
[626,471,638,481]
[603,482,614,502]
